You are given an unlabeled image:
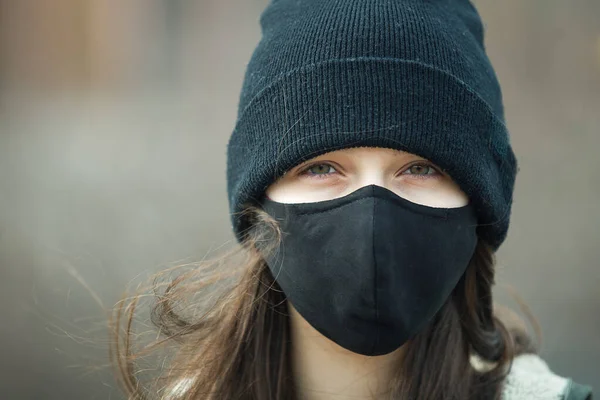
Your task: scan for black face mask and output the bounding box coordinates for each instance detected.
[259,185,478,356]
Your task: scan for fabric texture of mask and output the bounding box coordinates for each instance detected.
[259,185,478,356]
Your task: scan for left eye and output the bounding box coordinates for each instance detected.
[305,164,336,175]
[403,164,437,176]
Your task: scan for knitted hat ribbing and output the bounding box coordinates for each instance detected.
[226,0,518,250]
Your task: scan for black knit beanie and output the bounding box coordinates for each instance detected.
[226,0,518,250]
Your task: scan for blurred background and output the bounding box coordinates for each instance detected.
[0,0,598,398]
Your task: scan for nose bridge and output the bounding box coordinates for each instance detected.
[357,167,387,189]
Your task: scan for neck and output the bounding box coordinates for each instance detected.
[288,304,403,400]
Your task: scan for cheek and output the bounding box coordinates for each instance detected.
[266,183,344,203]
[432,189,469,208]
[397,180,469,208]
[265,175,347,204]
[264,182,289,202]
[265,179,315,203]
[442,180,470,207]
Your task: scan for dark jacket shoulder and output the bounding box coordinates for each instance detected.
[564,380,593,400]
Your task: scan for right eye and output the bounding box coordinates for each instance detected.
[300,163,338,178]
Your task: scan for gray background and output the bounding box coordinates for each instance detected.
[0,0,598,398]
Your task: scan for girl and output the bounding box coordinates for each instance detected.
[112,0,593,399]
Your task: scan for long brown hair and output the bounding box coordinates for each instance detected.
[110,207,537,400]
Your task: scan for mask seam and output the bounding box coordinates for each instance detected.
[372,196,380,355]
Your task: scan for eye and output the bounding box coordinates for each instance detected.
[300,163,338,178]
[401,163,440,177]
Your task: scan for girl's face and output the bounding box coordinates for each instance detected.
[266,147,468,207]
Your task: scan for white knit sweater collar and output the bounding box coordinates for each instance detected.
[472,352,570,399]
[501,353,570,400]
